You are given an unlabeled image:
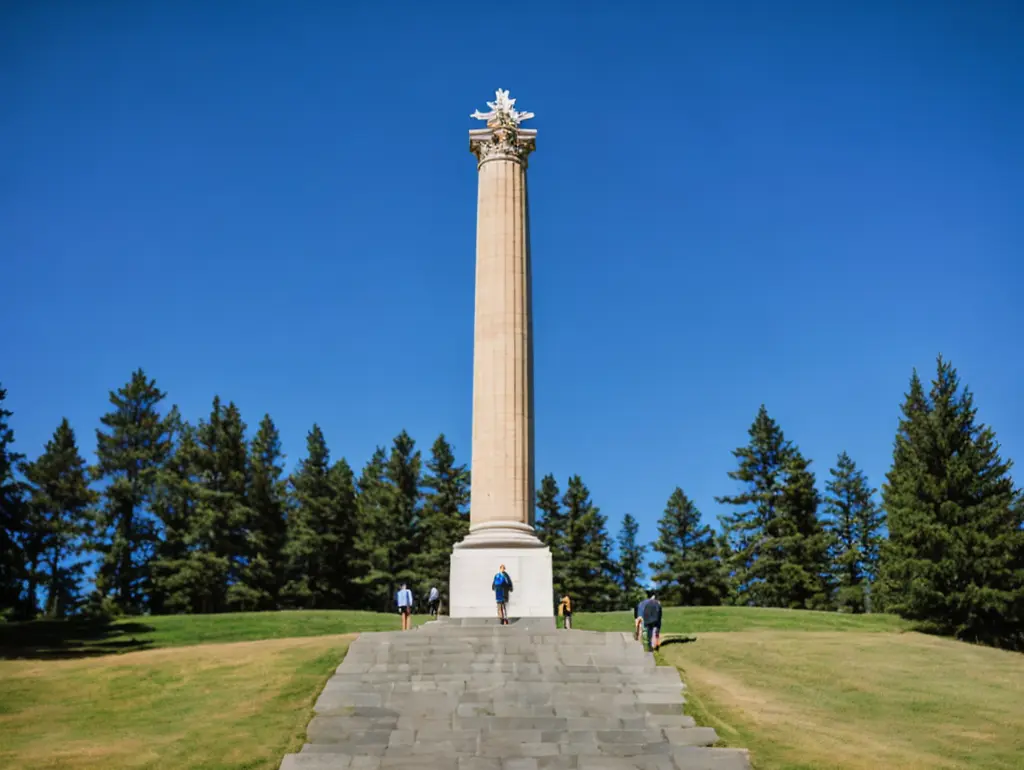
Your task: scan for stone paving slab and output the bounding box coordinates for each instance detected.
[280,620,749,770]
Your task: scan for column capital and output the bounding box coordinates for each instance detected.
[469,125,537,167]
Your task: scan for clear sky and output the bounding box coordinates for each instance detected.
[2,2,1021,560]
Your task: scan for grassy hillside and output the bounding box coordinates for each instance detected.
[0,609,422,659]
[663,629,1024,770]
[0,634,350,770]
[573,605,912,634]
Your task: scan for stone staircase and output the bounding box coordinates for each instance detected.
[280,617,750,770]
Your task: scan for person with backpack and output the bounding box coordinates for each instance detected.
[641,591,663,651]
[396,583,413,631]
[634,596,649,641]
[492,565,513,625]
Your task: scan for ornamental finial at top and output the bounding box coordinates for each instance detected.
[470,89,535,127]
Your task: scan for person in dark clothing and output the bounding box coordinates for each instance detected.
[641,592,663,651]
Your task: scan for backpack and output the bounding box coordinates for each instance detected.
[642,599,660,625]
[493,572,508,589]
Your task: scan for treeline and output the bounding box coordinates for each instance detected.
[1,356,1022,650]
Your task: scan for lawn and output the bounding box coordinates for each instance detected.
[661,629,1024,770]
[574,605,912,634]
[0,609,423,659]
[0,634,352,770]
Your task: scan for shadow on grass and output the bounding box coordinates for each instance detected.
[0,618,156,660]
[659,636,698,647]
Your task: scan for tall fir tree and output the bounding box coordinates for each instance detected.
[327,456,359,607]
[823,451,885,613]
[282,425,336,608]
[241,414,289,609]
[0,385,27,617]
[649,488,729,606]
[415,434,470,602]
[716,405,830,609]
[352,446,391,610]
[615,512,646,609]
[92,369,175,614]
[879,358,1023,649]
[382,430,421,595]
[561,475,618,611]
[23,419,97,617]
[535,474,566,591]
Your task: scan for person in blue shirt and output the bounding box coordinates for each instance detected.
[492,565,513,625]
[396,583,413,631]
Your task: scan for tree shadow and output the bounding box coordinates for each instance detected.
[0,618,156,660]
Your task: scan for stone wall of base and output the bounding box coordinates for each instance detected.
[448,546,554,618]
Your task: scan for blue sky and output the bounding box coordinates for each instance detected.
[2,2,1021,561]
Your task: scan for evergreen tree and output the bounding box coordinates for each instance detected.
[649,488,729,606]
[615,512,646,609]
[716,405,829,609]
[92,369,175,614]
[823,452,884,612]
[282,425,335,608]
[382,430,421,594]
[0,385,27,617]
[879,358,1023,649]
[189,397,252,612]
[22,419,96,617]
[561,475,618,611]
[327,456,359,607]
[415,434,470,601]
[352,446,391,610]
[535,474,565,591]
[241,414,289,609]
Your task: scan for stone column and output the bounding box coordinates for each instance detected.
[449,90,553,619]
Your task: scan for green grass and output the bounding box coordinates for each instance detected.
[0,609,426,659]
[574,605,912,634]
[0,634,351,770]
[659,629,1024,770]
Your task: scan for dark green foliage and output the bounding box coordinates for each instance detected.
[92,370,176,614]
[535,474,566,590]
[240,414,289,610]
[650,488,729,606]
[22,419,96,618]
[414,434,470,601]
[560,475,619,611]
[716,405,830,609]
[0,385,27,617]
[281,425,356,609]
[615,513,646,609]
[879,358,1023,649]
[824,452,885,613]
[352,446,390,610]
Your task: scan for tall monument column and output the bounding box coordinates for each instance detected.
[449,89,554,618]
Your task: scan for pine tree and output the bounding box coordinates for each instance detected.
[615,512,646,609]
[92,369,175,614]
[415,434,470,602]
[649,488,729,606]
[241,414,289,609]
[282,425,335,608]
[352,447,391,610]
[535,474,565,591]
[327,456,360,607]
[382,431,421,594]
[879,357,1023,649]
[561,475,618,611]
[0,385,28,617]
[823,452,884,613]
[22,419,97,617]
[716,405,829,609]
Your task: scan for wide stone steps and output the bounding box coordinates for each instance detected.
[280,619,750,770]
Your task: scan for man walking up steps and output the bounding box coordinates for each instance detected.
[492,565,513,625]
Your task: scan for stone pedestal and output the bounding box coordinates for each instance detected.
[449,546,553,618]
[449,89,553,619]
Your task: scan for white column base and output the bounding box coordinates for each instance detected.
[448,544,554,618]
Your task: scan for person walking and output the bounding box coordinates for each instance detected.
[558,595,573,630]
[634,595,649,641]
[428,586,440,617]
[492,565,513,625]
[396,583,413,631]
[641,592,663,651]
